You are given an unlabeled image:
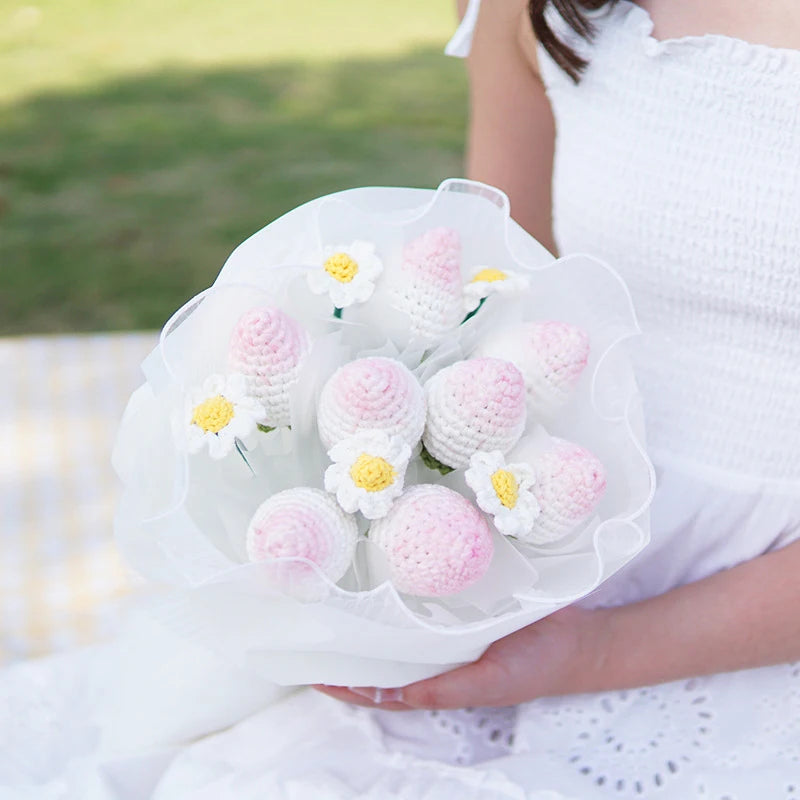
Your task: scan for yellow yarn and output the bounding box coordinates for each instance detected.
[470,268,507,283]
[191,395,234,433]
[491,469,519,509]
[324,252,359,283]
[350,454,396,492]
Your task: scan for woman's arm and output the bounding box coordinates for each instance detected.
[458,0,558,253]
[596,534,800,692]
[316,538,800,709]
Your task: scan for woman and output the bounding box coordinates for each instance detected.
[315,2,800,796]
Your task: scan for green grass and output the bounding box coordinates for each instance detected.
[0,1,467,333]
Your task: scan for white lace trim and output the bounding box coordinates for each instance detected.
[514,662,800,798]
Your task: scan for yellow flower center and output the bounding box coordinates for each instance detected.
[191,395,235,434]
[350,453,396,493]
[491,468,519,509]
[470,268,508,284]
[324,252,359,283]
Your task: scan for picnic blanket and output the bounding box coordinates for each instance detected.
[0,333,156,662]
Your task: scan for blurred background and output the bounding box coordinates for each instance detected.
[0,0,466,662]
[1,0,467,334]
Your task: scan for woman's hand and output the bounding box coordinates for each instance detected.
[313,605,609,710]
[314,538,800,711]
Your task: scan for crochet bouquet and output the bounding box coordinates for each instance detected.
[113,179,654,688]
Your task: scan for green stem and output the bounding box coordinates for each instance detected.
[461,296,486,325]
[333,307,343,319]
[234,438,256,476]
[257,423,276,434]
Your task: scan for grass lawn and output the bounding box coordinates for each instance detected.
[0,1,467,334]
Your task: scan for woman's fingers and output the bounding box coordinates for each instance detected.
[400,653,511,710]
[311,684,413,710]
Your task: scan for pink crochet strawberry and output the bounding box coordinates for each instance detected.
[246,487,358,590]
[394,227,464,341]
[317,356,426,450]
[527,438,606,544]
[228,307,311,428]
[476,321,590,417]
[422,357,527,470]
[369,484,494,596]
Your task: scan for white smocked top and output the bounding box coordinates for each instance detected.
[448,0,800,492]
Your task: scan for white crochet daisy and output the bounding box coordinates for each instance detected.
[464,450,541,540]
[324,430,412,520]
[184,373,266,459]
[463,266,530,312]
[307,240,383,308]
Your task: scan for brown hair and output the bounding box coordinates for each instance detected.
[528,0,618,82]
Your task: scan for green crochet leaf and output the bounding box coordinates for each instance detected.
[419,442,454,475]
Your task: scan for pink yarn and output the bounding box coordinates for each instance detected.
[395,227,464,340]
[522,321,589,413]
[317,356,426,450]
[423,357,527,469]
[369,484,494,597]
[228,307,310,427]
[476,320,590,415]
[527,321,590,387]
[529,439,607,544]
[403,227,461,284]
[250,508,329,562]
[246,488,357,586]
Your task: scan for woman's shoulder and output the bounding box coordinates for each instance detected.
[447,0,543,78]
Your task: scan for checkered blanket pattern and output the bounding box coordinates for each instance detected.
[0,333,157,662]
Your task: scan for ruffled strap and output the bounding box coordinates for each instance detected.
[444,0,481,57]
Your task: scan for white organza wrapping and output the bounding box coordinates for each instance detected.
[113,180,654,688]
